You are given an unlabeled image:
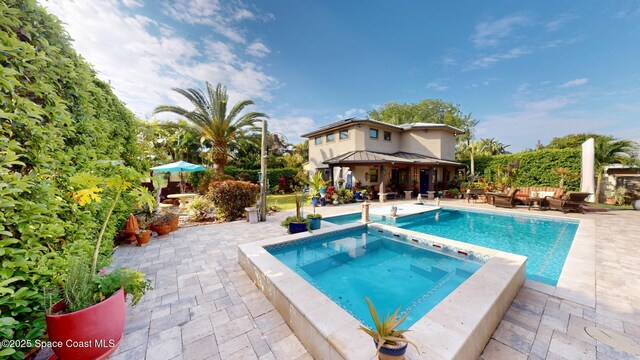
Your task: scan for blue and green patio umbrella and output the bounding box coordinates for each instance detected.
[150,161,205,193]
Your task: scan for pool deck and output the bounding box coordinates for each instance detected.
[109,199,640,359]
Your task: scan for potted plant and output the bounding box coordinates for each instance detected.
[281,194,310,234]
[604,184,617,205]
[136,216,152,246]
[307,171,327,207]
[359,297,418,360]
[152,213,173,236]
[46,166,155,360]
[167,212,179,231]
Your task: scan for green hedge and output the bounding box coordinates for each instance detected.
[461,148,582,190]
[0,1,141,357]
[224,166,299,189]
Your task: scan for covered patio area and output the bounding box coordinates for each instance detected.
[323,150,462,198]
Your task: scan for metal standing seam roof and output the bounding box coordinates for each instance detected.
[300,118,463,138]
[323,150,462,166]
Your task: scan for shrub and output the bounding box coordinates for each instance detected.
[461,148,581,190]
[187,196,213,222]
[223,167,300,190]
[336,188,354,203]
[0,1,144,355]
[190,168,234,194]
[208,180,259,220]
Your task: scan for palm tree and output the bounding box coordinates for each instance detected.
[154,82,267,172]
[594,138,637,202]
[477,138,510,155]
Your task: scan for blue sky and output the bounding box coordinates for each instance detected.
[44,0,640,151]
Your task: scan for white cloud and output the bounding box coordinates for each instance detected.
[246,41,270,58]
[441,55,457,66]
[122,0,143,8]
[336,108,367,119]
[269,116,317,142]
[43,0,277,120]
[545,14,578,32]
[518,96,574,112]
[471,14,530,48]
[426,80,449,91]
[560,78,589,88]
[468,46,531,69]
[161,0,270,43]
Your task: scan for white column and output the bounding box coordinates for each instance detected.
[581,138,595,203]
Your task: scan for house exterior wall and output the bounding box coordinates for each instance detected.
[362,127,401,153]
[399,129,456,160]
[308,126,362,172]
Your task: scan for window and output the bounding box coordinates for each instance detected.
[369,167,379,183]
[369,128,379,139]
[326,133,335,142]
[315,136,322,145]
[383,131,392,141]
[339,129,349,140]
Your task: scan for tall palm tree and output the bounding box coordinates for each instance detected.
[154,82,267,172]
[594,138,637,202]
[477,138,510,155]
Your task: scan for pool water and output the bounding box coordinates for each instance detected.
[267,228,482,328]
[325,209,578,285]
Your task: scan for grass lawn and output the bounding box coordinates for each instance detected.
[267,194,298,211]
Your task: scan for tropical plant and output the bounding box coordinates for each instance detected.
[282,153,304,168]
[187,196,213,221]
[307,171,328,197]
[594,138,638,202]
[336,188,354,203]
[358,297,418,353]
[280,216,310,231]
[154,82,268,173]
[551,167,578,190]
[292,140,309,159]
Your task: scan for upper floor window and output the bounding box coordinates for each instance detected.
[339,129,349,140]
[315,136,322,145]
[369,128,379,139]
[326,133,335,142]
[383,131,392,141]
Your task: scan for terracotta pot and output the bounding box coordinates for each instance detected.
[169,216,179,231]
[136,230,151,246]
[46,289,126,360]
[605,198,616,205]
[155,224,171,236]
[123,214,139,243]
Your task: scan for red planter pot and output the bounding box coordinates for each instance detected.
[46,289,126,360]
[136,230,151,246]
[155,224,171,236]
[169,216,179,231]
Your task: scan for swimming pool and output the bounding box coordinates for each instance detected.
[266,227,483,328]
[324,208,578,286]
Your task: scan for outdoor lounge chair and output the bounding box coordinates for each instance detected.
[544,191,591,213]
[492,188,519,208]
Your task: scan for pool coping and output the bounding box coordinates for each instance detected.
[238,222,526,360]
[325,205,597,308]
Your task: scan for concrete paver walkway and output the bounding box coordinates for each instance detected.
[109,199,640,359]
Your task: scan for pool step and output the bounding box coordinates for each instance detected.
[410,264,447,282]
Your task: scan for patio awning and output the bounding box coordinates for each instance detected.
[323,150,462,166]
[150,160,205,172]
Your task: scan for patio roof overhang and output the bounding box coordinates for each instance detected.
[322,150,462,167]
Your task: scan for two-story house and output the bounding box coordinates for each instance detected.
[301,118,463,197]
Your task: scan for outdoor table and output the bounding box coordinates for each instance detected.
[167,193,198,211]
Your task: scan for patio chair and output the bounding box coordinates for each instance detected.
[492,188,519,208]
[544,192,591,213]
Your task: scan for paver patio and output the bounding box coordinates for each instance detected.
[109,199,640,359]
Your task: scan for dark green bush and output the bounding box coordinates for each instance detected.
[208,180,259,220]
[223,167,300,189]
[461,148,581,190]
[0,1,142,356]
[189,168,234,194]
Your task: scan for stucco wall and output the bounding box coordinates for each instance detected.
[308,126,361,171]
[362,127,401,153]
[399,129,457,160]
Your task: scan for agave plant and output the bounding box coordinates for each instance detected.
[358,297,418,353]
